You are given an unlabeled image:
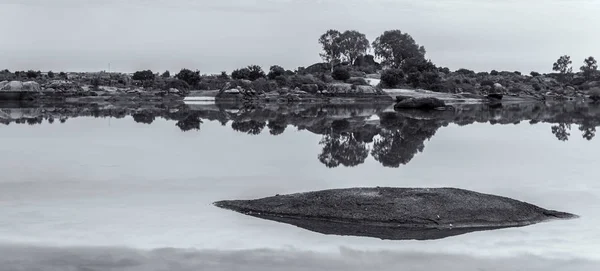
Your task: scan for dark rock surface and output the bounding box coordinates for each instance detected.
[214,187,577,240]
[394,97,446,110]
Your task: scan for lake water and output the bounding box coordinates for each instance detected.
[0,102,599,270]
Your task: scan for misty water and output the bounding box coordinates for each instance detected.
[0,102,599,270]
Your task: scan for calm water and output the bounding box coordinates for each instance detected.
[0,103,599,270]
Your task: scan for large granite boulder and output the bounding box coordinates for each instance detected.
[214,187,577,240]
[0,81,41,92]
[395,97,446,110]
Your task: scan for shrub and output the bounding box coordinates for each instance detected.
[274,75,291,87]
[175,69,201,87]
[456,68,476,76]
[490,70,499,76]
[232,65,266,81]
[530,71,541,77]
[332,67,351,81]
[59,72,67,78]
[533,83,542,91]
[267,65,285,80]
[477,72,490,76]
[26,70,40,78]
[438,67,451,74]
[47,71,55,78]
[218,71,229,80]
[161,70,171,78]
[381,69,404,87]
[251,78,278,92]
[132,70,155,81]
[347,77,369,86]
[514,71,522,75]
[481,80,495,87]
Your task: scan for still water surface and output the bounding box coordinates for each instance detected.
[0,105,598,270]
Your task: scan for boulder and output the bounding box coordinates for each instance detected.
[0,81,41,92]
[300,84,319,94]
[395,97,446,110]
[214,187,577,241]
[326,83,353,94]
[487,93,503,100]
[43,80,76,91]
[353,85,380,94]
[169,88,180,94]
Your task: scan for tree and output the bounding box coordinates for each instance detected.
[331,67,351,81]
[267,65,285,80]
[232,65,265,81]
[318,29,343,70]
[339,30,370,65]
[552,55,573,81]
[161,70,171,78]
[47,71,55,78]
[132,70,155,81]
[59,72,67,79]
[580,56,598,80]
[372,30,426,69]
[175,69,201,86]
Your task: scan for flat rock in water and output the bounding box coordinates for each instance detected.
[214,187,577,240]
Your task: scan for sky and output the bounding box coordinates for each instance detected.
[0,0,598,74]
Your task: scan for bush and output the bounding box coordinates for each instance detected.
[438,67,451,74]
[161,70,171,78]
[476,72,490,76]
[251,78,278,92]
[267,65,285,80]
[481,80,495,87]
[347,77,369,86]
[132,70,155,81]
[332,67,351,81]
[26,70,40,78]
[456,68,476,76]
[59,72,67,78]
[530,71,541,77]
[232,65,266,81]
[175,69,201,87]
[533,83,542,91]
[381,69,404,87]
[514,71,522,75]
[490,70,499,76]
[47,71,55,78]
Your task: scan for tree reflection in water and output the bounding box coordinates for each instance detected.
[176,115,202,132]
[3,102,600,168]
[318,133,369,168]
[231,120,266,135]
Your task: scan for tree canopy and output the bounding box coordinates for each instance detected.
[372,30,426,69]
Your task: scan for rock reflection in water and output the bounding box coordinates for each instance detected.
[2,101,600,168]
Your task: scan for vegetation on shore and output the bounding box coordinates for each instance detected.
[1,29,599,99]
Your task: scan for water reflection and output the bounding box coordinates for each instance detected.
[2,101,600,168]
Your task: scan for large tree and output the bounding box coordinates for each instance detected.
[372,30,426,69]
[552,55,573,82]
[318,29,343,70]
[580,56,598,80]
[339,30,370,65]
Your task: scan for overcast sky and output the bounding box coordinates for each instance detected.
[0,0,598,73]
